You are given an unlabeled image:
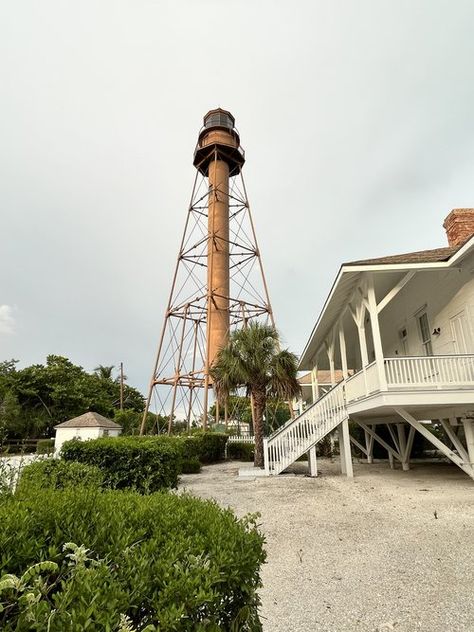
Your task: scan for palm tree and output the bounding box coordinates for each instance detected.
[211,322,300,468]
[94,365,115,380]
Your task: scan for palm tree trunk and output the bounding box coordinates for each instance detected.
[252,388,266,468]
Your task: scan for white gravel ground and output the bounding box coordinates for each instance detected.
[179,459,474,632]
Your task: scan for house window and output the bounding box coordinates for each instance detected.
[103,429,109,437]
[398,327,408,355]
[417,312,433,356]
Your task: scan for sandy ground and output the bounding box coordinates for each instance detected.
[180,459,474,632]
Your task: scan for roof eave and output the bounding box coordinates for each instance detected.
[298,236,474,371]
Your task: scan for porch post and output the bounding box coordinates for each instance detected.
[367,273,387,390]
[388,450,394,469]
[311,363,319,404]
[462,419,474,467]
[338,324,349,380]
[307,445,318,477]
[339,418,353,478]
[358,320,369,368]
[263,438,269,475]
[298,397,304,415]
[364,427,374,464]
[397,423,410,471]
[339,427,346,475]
[325,335,336,386]
[349,300,369,384]
[356,307,369,395]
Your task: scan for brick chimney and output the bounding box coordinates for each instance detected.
[443,208,474,248]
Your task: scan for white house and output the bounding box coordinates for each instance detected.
[264,208,474,480]
[54,412,122,454]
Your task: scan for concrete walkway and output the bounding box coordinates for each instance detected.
[180,459,474,632]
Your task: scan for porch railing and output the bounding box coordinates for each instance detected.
[385,355,474,389]
[345,361,380,403]
[262,354,474,476]
[264,381,347,475]
[344,354,474,402]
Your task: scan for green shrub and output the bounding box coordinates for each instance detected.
[177,436,202,461]
[17,458,103,493]
[227,441,255,462]
[36,438,55,455]
[180,457,201,473]
[317,435,334,457]
[176,432,228,463]
[61,437,181,493]
[0,487,266,631]
[194,431,228,463]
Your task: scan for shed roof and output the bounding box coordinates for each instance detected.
[299,370,346,385]
[54,412,121,430]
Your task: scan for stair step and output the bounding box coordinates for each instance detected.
[237,467,269,480]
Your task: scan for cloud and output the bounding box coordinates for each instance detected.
[1,1,474,392]
[0,305,15,335]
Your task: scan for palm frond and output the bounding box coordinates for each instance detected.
[268,349,301,400]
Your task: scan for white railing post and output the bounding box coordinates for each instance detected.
[263,438,270,475]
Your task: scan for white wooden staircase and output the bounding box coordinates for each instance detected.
[264,381,348,475]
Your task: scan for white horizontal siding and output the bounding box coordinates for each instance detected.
[379,252,474,357]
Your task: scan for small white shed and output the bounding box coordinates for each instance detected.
[54,412,122,454]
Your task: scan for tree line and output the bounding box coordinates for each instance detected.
[0,356,146,442]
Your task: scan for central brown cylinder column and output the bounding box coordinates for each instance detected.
[208,158,230,366]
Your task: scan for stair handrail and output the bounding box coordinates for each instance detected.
[266,380,346,443]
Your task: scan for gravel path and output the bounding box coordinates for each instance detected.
[179,459,474,632]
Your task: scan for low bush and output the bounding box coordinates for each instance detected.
[0,487,266,631]
[177,432,228,464]
[180,457,201,473]
[36,438,55,455]
[318,435,334,457]
[61,437,181,493]
[194,431,228,463]
[17,459,103,493]
[177,435,202,461]
[227,441,255,462]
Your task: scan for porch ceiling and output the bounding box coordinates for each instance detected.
[299,236,474,372]
[298,270,358,370]
[299,268,410,370]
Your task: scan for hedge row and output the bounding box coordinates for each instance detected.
[0,486,266,630]
[178,432,228,464]
[36,438,55,454]
[227,441,255,462]
[17,459,104,494]
[60,433,229,492]
[61,436,181,493]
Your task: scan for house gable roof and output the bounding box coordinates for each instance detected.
[298,235,474,371]
[344,246,457,267]
[54,412,121,430]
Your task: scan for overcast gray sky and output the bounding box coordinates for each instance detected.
[2,0,474,393]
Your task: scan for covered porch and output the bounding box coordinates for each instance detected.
[298,264,474,480]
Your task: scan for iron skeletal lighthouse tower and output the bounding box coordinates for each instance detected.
[141,109,274,433]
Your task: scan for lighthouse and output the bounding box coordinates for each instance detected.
[142,109,273,433]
